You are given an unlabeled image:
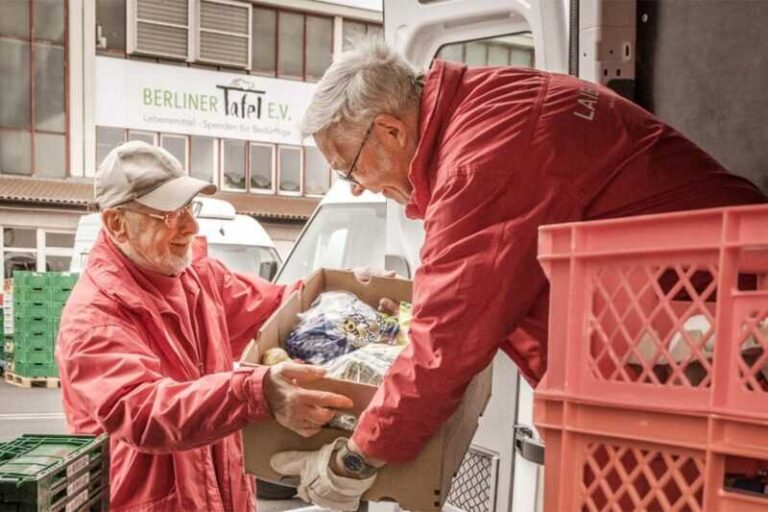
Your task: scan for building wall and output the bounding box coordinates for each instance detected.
[0,0,383,275]
[0,1,69,179]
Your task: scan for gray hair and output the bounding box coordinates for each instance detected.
[300,37,424,142]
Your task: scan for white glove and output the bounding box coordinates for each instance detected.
[270,438,377,511]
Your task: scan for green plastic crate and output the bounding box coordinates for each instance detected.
[13,290,51,303]
[13,304,48,319]
[12,362,58,378]
[12,348,54,365]
[0,434,108,512]
[10,336,54,352]
[48,304,67,319]
[47,273,79,291]
[12,317,51,335]
[12,332,55,348]
[11,272,47,290]
[0,476,108,512]
[49,290,71,304]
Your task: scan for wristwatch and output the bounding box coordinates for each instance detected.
[337,441,378,478]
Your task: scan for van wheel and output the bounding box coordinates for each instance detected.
[256,479,297,500]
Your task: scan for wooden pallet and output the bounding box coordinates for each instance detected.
[3,371,60,389]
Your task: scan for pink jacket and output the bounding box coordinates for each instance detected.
[351,61,766,464]
[58,232,292,511]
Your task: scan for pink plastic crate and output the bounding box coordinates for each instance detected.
[535,204,768,511]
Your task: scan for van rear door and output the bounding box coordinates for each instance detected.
[383,1,568,510]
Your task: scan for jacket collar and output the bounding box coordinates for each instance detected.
[85,231,180,316]
[405,60,467,220]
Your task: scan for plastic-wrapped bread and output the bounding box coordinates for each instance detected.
[284,291,401,365]
[323,344,404,386]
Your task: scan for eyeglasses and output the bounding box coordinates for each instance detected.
[120,200,202,228]
[333,123,373,186]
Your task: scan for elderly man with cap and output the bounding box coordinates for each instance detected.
[57,141,354,511]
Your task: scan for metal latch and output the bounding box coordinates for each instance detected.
[514,425,545,465]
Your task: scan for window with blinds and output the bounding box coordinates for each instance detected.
[130,0,190,60]
[197,0,251,68]
[128,0,252,68]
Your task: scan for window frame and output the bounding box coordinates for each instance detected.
[95,126,127,168]
[94,127,337,199]
[160,132,190,170]
[250,6,334,82]
[247,141,276,195]
[0,226,75,278]
[196,0,253,69]
[0,0,70,178]
[220,138,247,193]
[302,146,331,198]
[189,135,218,185]
[303,12,334,82]
[127,129,158,145]
[249,4,277,77]
[277,144,303,196]
[341,18,383,52]
[42,229,75,272]
[96,0,128,56]
[128,0,192,61]
[112,2,335,81]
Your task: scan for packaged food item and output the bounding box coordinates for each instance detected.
[323,343,405,432]
[261,347,291,366]
[328,414,358,432]
[284,291,401,364]
[324,344,404,386]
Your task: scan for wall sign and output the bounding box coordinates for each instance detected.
[96,57,316,145]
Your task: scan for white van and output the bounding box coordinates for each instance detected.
[275,182,424,284]
[274,1,570,509]
[70,197,282,280]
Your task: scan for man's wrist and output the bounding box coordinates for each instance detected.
[348,438,385,468]
[330,440,381,479]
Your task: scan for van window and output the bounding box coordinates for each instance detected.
[207,245,281,280]
[436,32,535,68]
[276,203,386,284]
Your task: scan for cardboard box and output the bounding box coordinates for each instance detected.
[240,269,492,511]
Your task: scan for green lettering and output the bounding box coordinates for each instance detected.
[189,95,198,111]
[142,88,152,105]
[153,89,162,106]
[209,96,218,113]
[163,90,172,108]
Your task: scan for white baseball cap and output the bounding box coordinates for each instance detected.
[95,140,217,211]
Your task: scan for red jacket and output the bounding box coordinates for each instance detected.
[58,232,292,511]
[352,61,766,463]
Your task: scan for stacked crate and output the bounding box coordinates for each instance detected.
[535,205,768,511]
[1,301,4,364]
[2,280,12,369]
[10,272,78,381]
[0,434,109,511]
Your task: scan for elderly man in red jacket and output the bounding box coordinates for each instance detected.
[269,41,767,510]
[57,141,354,511]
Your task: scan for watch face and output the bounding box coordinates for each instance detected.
[343,452,364,472]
